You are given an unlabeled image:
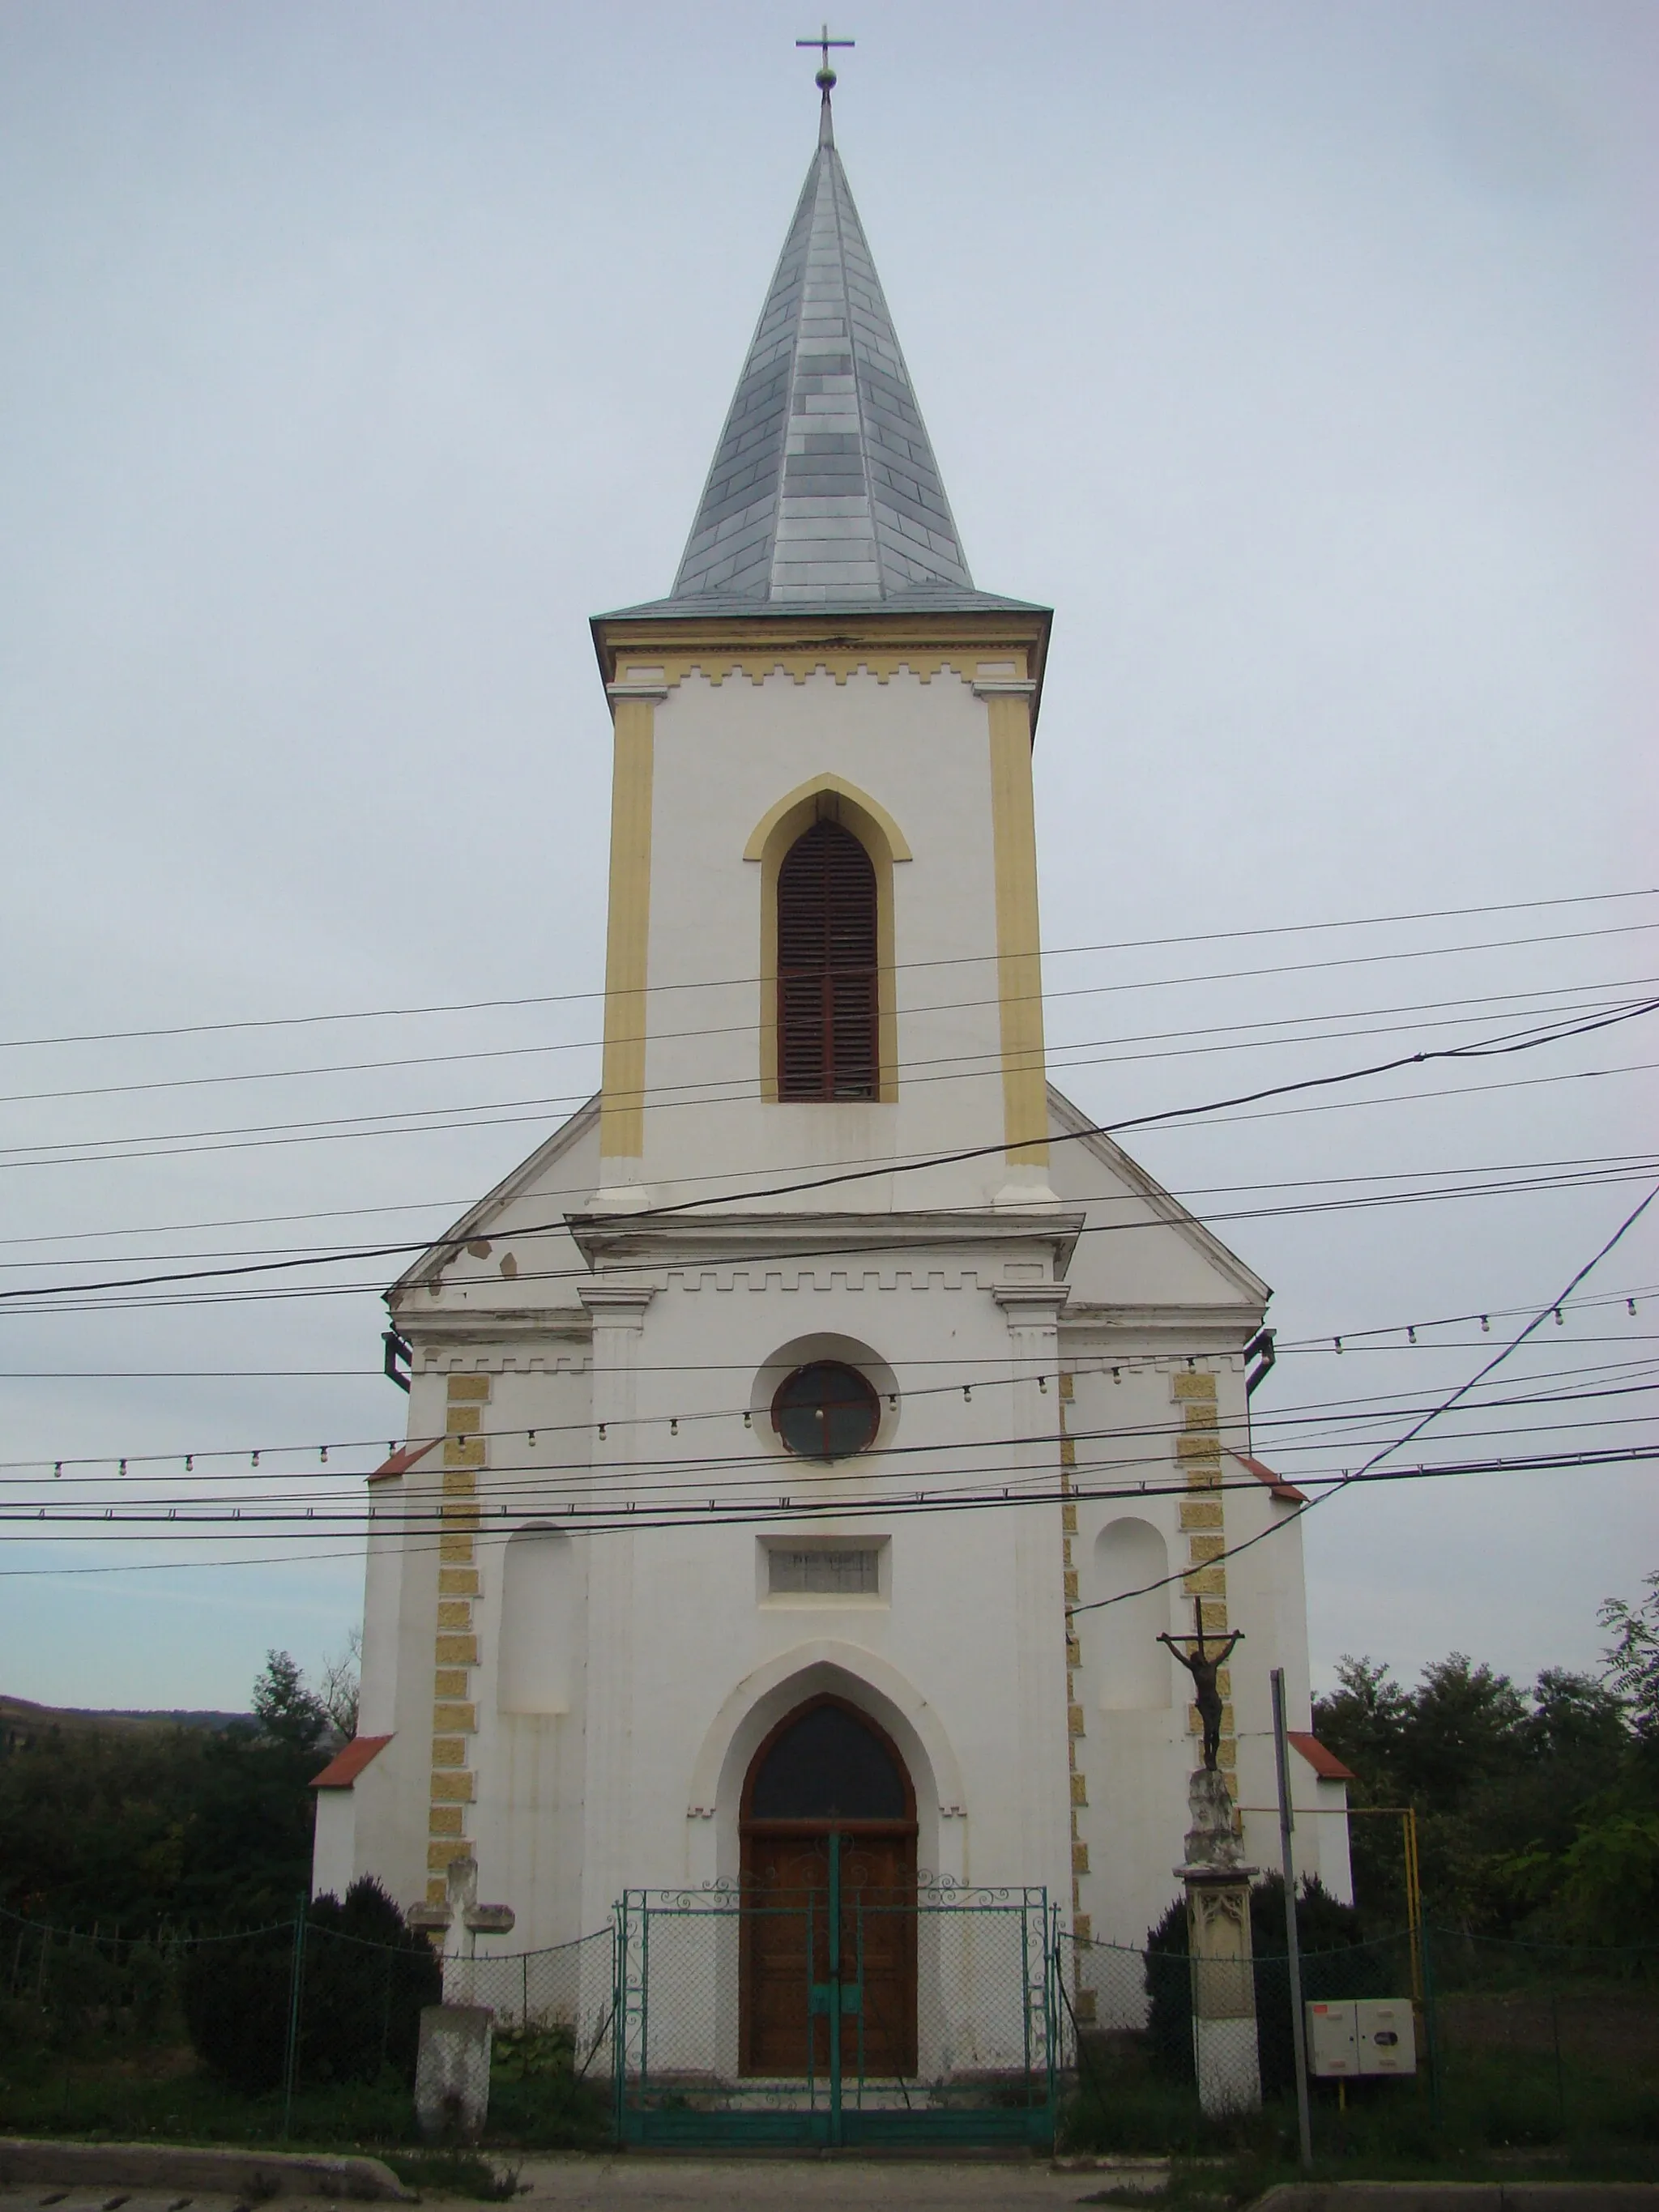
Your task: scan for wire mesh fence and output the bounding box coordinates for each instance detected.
[612,1882,1056,2147]
[1056,1918,1659,2150]
[0,1896,613,2138]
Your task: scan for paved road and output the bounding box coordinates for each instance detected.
[514,2157,1156,2209]
[0,2163,1161,2212]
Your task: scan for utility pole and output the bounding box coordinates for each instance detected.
[1271,1669,1314,2168]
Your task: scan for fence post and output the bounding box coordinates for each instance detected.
[281,1898,308,2142]
[1420,1921,1441,2128]
[1271,1668,1314,2169]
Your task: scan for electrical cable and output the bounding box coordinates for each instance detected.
[6,887,1653,1052]
[1068,1178,1659,1618]
[3,995,1653,1308]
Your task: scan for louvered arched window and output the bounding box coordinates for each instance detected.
[777,819,879,1100]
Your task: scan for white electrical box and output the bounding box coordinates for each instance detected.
[1305,2000,1358,2076]
[1355,1997,1417,2075]
[1305,1999,1417,2078]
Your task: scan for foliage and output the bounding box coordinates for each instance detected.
[1143,1874,1380,2094]
[180,1877,439,2095]
[1315,1647,1635,1938]
[0,1650,342,1929]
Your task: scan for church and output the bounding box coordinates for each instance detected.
[312,69,1351,2059]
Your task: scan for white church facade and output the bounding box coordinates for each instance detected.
[313,82,1351,2035]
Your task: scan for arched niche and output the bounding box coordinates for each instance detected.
[497,1525,574,1715]
[1093,1517,1172,1711]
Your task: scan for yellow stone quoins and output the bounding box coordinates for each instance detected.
[1073,1841,1090,1875]
[1062,1502,1078,1533]
[1071,1773,1089,1806]
[1073,1913,1093,1945]
[430,1372,487,1878]
[1177,1434,1222,1463]
[1181,1501,1224,1530]
[1172,1371,1217,1402]
[1068,1704,1086,1737]
[1064,1570,1079,1602]
[1182,1566,1226,1596]
[1187,1535,1226,1566]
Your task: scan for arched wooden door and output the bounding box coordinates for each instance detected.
[740,1695,918,2078]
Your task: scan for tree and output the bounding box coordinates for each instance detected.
[318,1627,362,1742]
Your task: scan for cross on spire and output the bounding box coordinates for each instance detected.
[796,22,853,91]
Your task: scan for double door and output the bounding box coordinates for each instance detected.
[740,1827,917,2078]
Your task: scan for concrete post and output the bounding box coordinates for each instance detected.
[1176,1767,1262,2116]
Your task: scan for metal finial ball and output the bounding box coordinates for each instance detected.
[816,65,836,89]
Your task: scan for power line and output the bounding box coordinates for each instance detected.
[0,1144,1648,1276]
[3,996,1653,1311]
[2,965,1649,1114]
[1,1446,1652,1553]
[6,980,1651,1168]
[7,886,1653,1052]
[1068,1178,1659,1619]
[6,1370,1652,1498]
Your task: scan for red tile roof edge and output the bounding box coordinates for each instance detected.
[1287,1730,1356,1783]
[310,1733,394,1789]
[367,1438,439,1487]
[1230,1450,1307,1505]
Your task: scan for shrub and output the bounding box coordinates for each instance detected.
[181,1877,439,2095]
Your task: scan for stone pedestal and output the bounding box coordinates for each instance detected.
[1175,1768,1261,2116]
[414,2004,493,2142]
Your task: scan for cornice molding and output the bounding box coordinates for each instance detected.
[567,1205,1086,1275]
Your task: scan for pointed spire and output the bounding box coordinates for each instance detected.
[664,113,978,607]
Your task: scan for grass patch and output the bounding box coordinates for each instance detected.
[1060,2025,1659,2170]
[382,2151,522,2200]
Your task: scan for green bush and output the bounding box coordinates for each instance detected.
[181,1878,438,2095]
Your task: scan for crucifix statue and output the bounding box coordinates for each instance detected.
[1159,1602,1243,1771]
[796,22,855,90]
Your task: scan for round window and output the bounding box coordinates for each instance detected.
[771,1362,881,1461]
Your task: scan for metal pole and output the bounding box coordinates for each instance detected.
[281,1897,308,2143]
[826,1830,842,2147]
[1271,1668,1314,2169]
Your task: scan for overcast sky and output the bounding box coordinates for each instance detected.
[1,0,1654,1715]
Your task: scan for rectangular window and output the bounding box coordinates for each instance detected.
[767,1545,881,1596]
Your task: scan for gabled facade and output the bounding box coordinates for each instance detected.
[322,84,1349,2014]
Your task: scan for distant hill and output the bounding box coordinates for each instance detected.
[0,1692,250,1747]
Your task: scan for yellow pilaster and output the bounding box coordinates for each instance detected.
[984,689,1048,1165]
[599,695,656,1161]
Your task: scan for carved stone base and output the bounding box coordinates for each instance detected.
[1179,1860,1262,2117]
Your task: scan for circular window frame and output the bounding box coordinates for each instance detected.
[770,1361,881,1463]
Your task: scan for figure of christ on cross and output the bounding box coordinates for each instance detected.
[1159,1603,1243,1771]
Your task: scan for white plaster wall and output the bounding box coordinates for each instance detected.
[631,668,1013,1210]
[311,1790,356,1902]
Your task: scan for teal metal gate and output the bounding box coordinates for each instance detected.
[614,1856,1057,2147]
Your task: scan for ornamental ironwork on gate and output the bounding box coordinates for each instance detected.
[613,1857,1058,2148]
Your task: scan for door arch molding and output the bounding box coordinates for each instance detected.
[686,1642,963,1824]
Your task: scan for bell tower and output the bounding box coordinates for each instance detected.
[587,70,1056,1216]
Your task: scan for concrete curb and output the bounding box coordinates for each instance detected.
[0,2140,416,2202]
[1253,2188,1659,2212]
